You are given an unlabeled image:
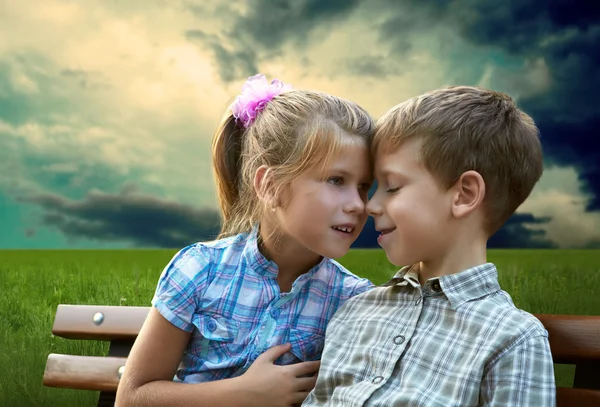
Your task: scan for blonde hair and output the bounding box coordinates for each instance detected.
[374,86,543,234]
[212,89,374,238]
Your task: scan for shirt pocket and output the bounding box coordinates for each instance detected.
[192,313,240,362]
[281,328,325,364]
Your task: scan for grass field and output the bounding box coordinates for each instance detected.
[1,249,599,406]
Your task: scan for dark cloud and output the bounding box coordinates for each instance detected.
[343,56,401,78]
[583,239,600,249]
[184,0,364,82]
[17,185,221,248]
[487,213,557,249]
[185,30,259,82]
[375,0,600,212]
[461,1,600,211]
[351,216,379,248]
[234,0,362,49]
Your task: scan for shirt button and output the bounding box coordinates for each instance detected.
[207,319,217,332]
[393,335,405,345]
[372,376,384,384]
[432,281,442,292]
[270,308,280,318]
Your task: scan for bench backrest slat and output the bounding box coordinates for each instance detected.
[535,314,600,364]
[52,304,149,341]
[43,354,126,392]
[52,306,600,365]
[556,387,600,407]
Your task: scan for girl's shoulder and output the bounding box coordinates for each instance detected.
[198,230,249,251]
[314,258,375,296]
[166,230,252,272]
[320,258,363,280]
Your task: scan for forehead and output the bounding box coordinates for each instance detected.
[374,139,421,177]
[303,140,370,177]
[328,142,370,171]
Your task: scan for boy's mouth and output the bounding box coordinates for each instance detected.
[378,227,396,235]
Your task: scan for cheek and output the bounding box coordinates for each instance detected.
[282,192,329,222]
[386,199,413,219]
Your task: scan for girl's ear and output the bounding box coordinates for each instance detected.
[253,165,277,209]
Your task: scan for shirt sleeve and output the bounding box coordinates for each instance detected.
[351,277,375,297]
[480,329,556,406]
[151,243,212,333]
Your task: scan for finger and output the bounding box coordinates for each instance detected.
[293,375,318,392]
[291,391,311,405]
[290,360,321,376]
[256,343,292,363]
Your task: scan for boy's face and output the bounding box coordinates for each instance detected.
[367,138,454,267]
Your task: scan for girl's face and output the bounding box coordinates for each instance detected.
[275,140,372,259]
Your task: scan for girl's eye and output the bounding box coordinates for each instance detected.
[386,187,400,193]
[328,177,343,186]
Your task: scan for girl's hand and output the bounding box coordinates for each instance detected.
[238,343,320,407]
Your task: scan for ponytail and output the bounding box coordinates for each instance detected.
[211,112,243,237]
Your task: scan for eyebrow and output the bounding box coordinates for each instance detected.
[327,168,373,182]
[375,169,408,180]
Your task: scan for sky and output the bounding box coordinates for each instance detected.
[1,0,599,249]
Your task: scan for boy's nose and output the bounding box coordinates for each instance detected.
[366,195,382,217]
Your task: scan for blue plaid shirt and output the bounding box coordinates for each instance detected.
[151,225,374,383]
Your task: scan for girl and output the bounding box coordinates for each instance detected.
[115,74,375,407]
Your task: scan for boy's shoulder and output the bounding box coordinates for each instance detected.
[473,288,548,342]
[328,263,548,340]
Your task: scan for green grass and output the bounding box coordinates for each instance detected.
[1,249,599,406]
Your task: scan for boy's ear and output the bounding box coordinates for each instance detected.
[450,170,485,219]
[253,165,277,209]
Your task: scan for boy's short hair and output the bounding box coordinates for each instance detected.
[374,86,543,234]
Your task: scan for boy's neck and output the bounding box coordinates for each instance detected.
[417,233,488,285]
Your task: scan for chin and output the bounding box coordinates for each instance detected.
[322,245,349,259]
[386,252,406,268]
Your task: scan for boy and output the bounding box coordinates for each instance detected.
[302,86,556,406]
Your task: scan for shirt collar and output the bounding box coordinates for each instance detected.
[241,224,328,280]
[383,262,501,310]
[242,224,280,277]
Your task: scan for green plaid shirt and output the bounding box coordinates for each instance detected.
[302,263,556,407]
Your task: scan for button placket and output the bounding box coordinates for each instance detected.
[207,319,217,332]
[393,335,405,345]
[372,376,384,384]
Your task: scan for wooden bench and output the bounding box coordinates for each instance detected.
[43,305,600,407]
